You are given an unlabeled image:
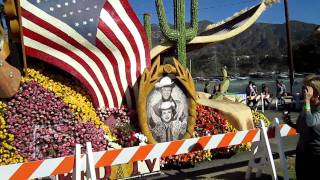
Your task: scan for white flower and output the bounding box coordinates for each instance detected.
[108,142,121,150]
[134,133,148,145]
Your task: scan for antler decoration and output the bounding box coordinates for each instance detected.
[172,58,196,101]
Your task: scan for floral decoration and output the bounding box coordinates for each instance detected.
[252,110,271,128]
[5,82,108,161]
[97,107,142,147]
[0,101,24,165]
[22,64,116,141]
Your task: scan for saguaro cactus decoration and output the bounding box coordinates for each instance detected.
[156,0,198,67]
[143,13,152,48]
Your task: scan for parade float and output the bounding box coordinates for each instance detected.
[0,0,277,179]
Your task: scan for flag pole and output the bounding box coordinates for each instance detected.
[16,0,27,75]
[284,0,294,95]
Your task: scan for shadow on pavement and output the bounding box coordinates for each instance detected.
[214,171,292,180]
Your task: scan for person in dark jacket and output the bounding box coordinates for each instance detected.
[283,75,320,180]
[261,83,271,108]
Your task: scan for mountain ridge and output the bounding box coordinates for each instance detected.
[151,20,319,77]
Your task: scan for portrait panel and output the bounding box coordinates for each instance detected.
[146,76,189,142]
[138,56,196,144]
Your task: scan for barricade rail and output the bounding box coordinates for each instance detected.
[0,124,297,179]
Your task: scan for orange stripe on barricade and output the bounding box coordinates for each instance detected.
[288,128,297,136]
[217,132,236,148]
[242,129,259,143]
[280,124,297,136]
[10,160,43,180]
[191,136,211,151]
[161,140,184,157]
[51,156,74,176]
[95,149,122,167]
[130,144,155,162]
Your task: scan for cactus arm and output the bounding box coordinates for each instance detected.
[186,0,198,40]
[156,0,179,41]
[186,28,197,40]
[143,13,152,48]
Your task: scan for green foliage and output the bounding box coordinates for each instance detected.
[293,34,320,73]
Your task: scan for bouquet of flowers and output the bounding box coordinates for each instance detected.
[252,110,271,128]
[97,107,143,147]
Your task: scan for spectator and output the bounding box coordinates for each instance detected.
[276,79,286,105]
[246,81,257,106]
[252,82,258,95]
[246,81,257,96]
[204,82,209,93]
[283,75,320,180]
[261,83,270,108]
[280,81,287,96]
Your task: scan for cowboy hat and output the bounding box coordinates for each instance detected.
[160,101,175,110]
[155,76,174,88]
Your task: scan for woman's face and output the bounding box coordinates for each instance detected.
[310,89,320,106]
[161,109,173,123]
[305,83,320,106]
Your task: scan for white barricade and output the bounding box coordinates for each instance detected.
[246,118,289,180]
[0,124,296,179]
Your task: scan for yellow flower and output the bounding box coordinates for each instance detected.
[251,110,271,127]
[0,101,25,165]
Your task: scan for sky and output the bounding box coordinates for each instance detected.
[2,0,318,25]
[129,0,320,25]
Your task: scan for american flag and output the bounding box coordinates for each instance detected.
[20,0,150,108]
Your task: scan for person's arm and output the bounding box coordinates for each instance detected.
[305,111,320,127]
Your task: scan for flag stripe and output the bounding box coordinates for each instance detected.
[95,30,132,107]
[99,9,137,87]
[23,27,110,107]
[96,20,136,107]
[119,0,151,68]
[95,39,128,104]
[96,20,133,88]
[21,6,118,107]
[103,1,141,79]
[24,43,103,107]
[20,0,151,108]
[118,0,151,104]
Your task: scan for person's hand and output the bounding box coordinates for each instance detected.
[304,86,314,102]
[174,103,184,120]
